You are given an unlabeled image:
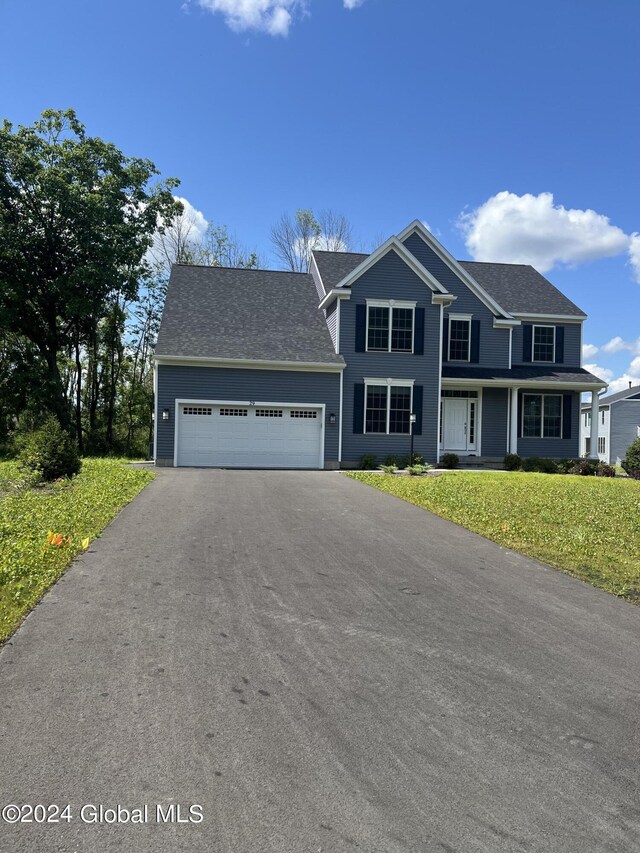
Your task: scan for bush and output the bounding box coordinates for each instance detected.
[569,459,598,477]
[622,437,640,477]
[596,463,616,478]
[521,457,559,474]
[383,454,425,469]
[357,453,378,470]
[18,416,81,482]
[627,468,640,480]
[440,453,459,470]
[406,464,427,476]
[556,458,579,475]
[379,464,397,474]
[503,453,521,471]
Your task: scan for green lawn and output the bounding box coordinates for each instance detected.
[0,458,154,642]
[346,471,640,602]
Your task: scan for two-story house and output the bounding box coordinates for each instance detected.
[154,220,606,468]
[580,383,640,464]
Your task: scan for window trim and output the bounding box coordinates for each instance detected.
[365,299,416,354]
[363,378,414,435]
[521,393,563,439]
[448,313,472,362]
[532,324,556,363]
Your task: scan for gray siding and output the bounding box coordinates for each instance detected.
[156,364,341,465]
[610,399,640,464]
[512,322,581,367]
[517,390,581,458]
[325,300,338,352]
[481,387,508,455]
[339,249,441,464]
[403,233,510,369]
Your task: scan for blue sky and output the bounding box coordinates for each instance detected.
[1,0,638,391]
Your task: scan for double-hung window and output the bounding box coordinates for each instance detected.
[364,380,413,434]
[448,315,471,361]
[522,394,562,438]
[532,325,555,362]
[366,301,415,353]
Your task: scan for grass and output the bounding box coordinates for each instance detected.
[346,471,640,602]
[0,458,154,642]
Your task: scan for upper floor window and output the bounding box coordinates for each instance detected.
[366,301,415,353]
[532,325,555,362]
[448,316,471,361]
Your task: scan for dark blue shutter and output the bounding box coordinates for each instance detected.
[353,384,365,434]
[355,305,366,352]
[412,385,423,435]
[414,308,424,356]
[523,325,532,362]
[442,316,449,362]
[470,319,480,363]
[562,394,572,439]
[555,326,564,363]
[517,392,523,438]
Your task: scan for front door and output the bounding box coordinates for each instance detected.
[442,398,477,453]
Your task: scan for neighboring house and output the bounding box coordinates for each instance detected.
[154,220,606,469]
[580,384,640,464]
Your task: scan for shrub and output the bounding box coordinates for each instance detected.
[440,453,459,470]
[503,453,521,471]
[520,456,558,473]
[627,468,640,480]
[357,453,378,470]
[379,464,398,474]
[622,437,640,477]
[383,453,425,469]
[596,463,616,478]
[569,459,598,476]
[18,416,81,482]
[556,458,578,475]
[406,464,427,476]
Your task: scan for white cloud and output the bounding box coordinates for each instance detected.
[344,0,366,7]
[458,191,632,275]
[148,196,209,270]
[601,335,628,354]
[629,233,640,283]
[194,0,302,35]
[584,363,614,383]
[606,374,640,394]
[582,343,599,359]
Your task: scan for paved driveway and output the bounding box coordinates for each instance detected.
[0,469,639,853]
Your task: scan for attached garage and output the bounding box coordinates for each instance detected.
[176,401,325,469]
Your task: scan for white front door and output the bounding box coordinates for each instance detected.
[442,398,478,453]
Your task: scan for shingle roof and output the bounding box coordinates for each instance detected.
[581,383,640,409]
[155,264,344,366]
[443,366,605,386]
[458,261,586,317]
[312,249,586,318]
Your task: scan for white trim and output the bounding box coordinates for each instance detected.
[153,361,158,461]
[442,376,606,391]
[439,391,482,455]
[174,399,326,470]
[154,355,344,373]
[338,370,343,463]
[509,387,518,454]
[532,324,556,363]
[309,252,325,299]
[396,220,514,319]
[508,327,513,369]
[432,293,457,306]
[511,312,586,322]
[365,301,415,354]
[437,303,443,463]
[334,236,449,295]
[335,298,341,354]
[318,288,352,310]
[493,318,520,328]
[448,312,473,321]
[521,392,564,439]
[363,379,414,436]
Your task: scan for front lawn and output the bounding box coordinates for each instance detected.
[0,459,154,642]
[347,472,640,602]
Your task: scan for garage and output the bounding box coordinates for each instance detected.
[175,401,325,469]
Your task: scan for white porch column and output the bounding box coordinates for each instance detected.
[589,390,599,459]
[509,387,519,454]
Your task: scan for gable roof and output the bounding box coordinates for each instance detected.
[312,248,586,318]
[459,262,586,318]
[581,383,640,409]
[155,264,344,367]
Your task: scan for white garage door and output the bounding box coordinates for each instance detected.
[176,403,324,469]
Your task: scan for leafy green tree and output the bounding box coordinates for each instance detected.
[0,108,181,430]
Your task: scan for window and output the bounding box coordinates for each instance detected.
[601,409,605,425]
[183,406,213,415]
[365,382,412,434]
[255,409,283,417]
[522,394,562,438]
[448,318,471,361]
[290,410,318,419]
[532,325,555,362]
[598,436,606,454]
[366,302,414,353]
[441,390,478,398]
[219,408,248,417]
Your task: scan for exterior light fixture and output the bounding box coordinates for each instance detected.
[329,413,336,425]
[409,413,417,466]
[162,409,170,421]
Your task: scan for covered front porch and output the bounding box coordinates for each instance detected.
[439,366,607,461]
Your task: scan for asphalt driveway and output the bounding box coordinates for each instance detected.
[0,469,639,853]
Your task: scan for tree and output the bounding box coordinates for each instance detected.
[0,108,181,430]
[270,208,353,272]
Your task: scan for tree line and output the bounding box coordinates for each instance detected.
[0,109,359,457]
